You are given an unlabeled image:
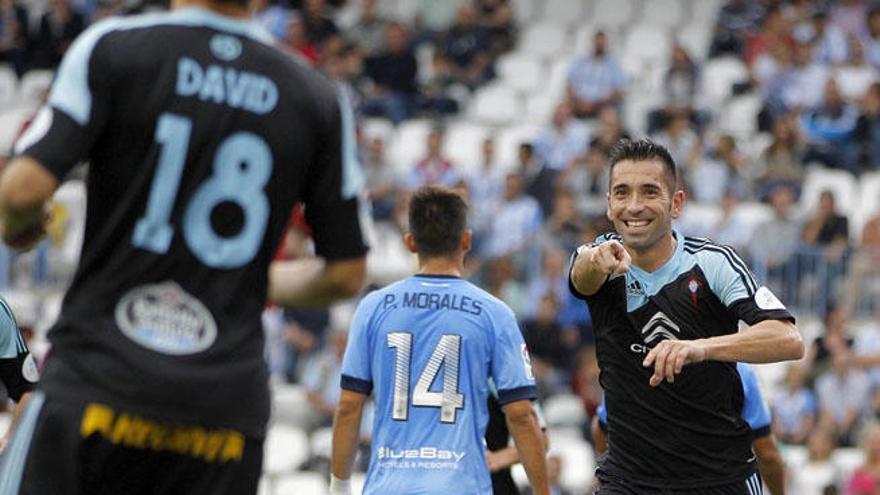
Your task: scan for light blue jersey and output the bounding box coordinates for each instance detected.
[341,274,537,495]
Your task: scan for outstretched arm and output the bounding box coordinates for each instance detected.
[570,240,630,297]
[269,256,366,308]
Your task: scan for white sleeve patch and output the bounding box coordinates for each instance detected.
[521,343,534,380]
[755,286,786,311]
[21,353,39,383]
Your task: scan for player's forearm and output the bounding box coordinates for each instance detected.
[507,409,550,495]
[570,247,608,296]
[701,319,803,363]
[330,403,363,480]
[0,157,56,248]
[754,436,785,495]
[269,257,366,308]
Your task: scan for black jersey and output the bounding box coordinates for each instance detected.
[14,8,367,436]
[569,231,793,489]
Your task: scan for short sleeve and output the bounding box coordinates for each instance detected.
[737,363,771,437]
[698,244,794,325]
[303,91,369,261]
[0,304,21,359]
[340,293,377,395]
[490,304,537,405]
[0,301,36,401]
[14,20,116,178]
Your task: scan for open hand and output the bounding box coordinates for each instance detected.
[642,339,708,386]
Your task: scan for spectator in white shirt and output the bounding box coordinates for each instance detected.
[533,101,590,172]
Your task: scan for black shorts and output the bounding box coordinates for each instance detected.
[596,468,763,495]
[0,392,264,495]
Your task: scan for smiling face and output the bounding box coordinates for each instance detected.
[607,159,683,253]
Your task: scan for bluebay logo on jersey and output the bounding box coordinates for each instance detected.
[640,311,681,345]
[376,446,466,470]
[209,34,242,61]
[114,282,218,355]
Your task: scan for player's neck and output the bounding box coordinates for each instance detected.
[172,0,251,19]
[628,232,677,273]
[417,256,464,278]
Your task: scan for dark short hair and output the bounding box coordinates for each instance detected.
[608,138,678,192]
[408,186,468,257]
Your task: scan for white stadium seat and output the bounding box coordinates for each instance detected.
[639,0,686,27]
[441,120,492,175]
[263,425,309,476]
[511,0,541,25]
[387,118,433,173]
[494,123,541,172]
[0,65,17,109]
[547,430,596,492]
[270,383,309,427]
[542,394,586,427]
[621,24,673,78]
[540,0,586,28]
[468,84,523,126]
[832,447,865,485]
[593,0,634,29]
[791,462,836,495]
[720,94,762,140]
[308,427,333,460]
[518,21,569,58]
[274,472,327,495]
[677,22,713,60]
[699,56,748,108]
[495,52,545,95]
[17,69,54,105]
[525,92,557,125]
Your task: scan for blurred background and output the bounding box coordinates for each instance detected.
[2,0,880,493]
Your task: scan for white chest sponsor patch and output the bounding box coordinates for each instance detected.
[755,286,786,311]
[115,282,217,355]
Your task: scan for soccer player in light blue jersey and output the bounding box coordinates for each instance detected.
[330,186,549,495]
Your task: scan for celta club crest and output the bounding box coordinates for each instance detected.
[686,275,702,306]
[641,311,681,346]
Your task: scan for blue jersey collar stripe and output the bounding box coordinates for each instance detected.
[496,385,537,405]
[341,374,373,395]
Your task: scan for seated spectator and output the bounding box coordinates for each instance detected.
[419,52,461,116]
[771,364,817,445]
[483,256,526,317]
[519,142,557,216]
[521,292,574,394]
[363,137,398,223]
[467,138,504,250]
[867,6,880,69]
[652,111,701,174]
[775,42,830,116]
[302,328,348,431]
[831,0,869,40]
[533,101,589,172]
[706,190,752,252]
[648,45,706,134]
[709,0,764,57]
[844,211,880,315]
[525,248,569,317]
[791,427,839,494]
[855,82,880,170]
[795,9,847,66]
[847,422,880,495]
[441,2,493,89]
[29,0,85,69]
[806,304,855,384]
[816,352,871,446]
[481,172,542,262]
[801,189,849,263]
[301,0,339,46]
[801,78,860,172]
[564,145,608,218]
[590,105,630,154]
[566,31,625,119]
[401,126,459,190]
[477,0,514,56]
[756,114,805,199]
[750,183,802,299]
[345,0,388,56]
[688,134,751,204]
[284,13,320,65]
[744,5,794,68]
[0,0,28,76]
[835,36,879,104]
[362,22,419,124]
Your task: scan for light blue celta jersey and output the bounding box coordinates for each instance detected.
[341,274,537,495]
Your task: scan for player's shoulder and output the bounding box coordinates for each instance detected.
[681,235,748,268]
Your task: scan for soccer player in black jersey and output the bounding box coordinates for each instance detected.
[569,139,803,495]
[0,0,367,491]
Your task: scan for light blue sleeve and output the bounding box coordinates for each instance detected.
[340,292,379,394]
[0,301,23,359]
[489,301,537,405]
[695,246,758,306]
[737,363,771,431]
